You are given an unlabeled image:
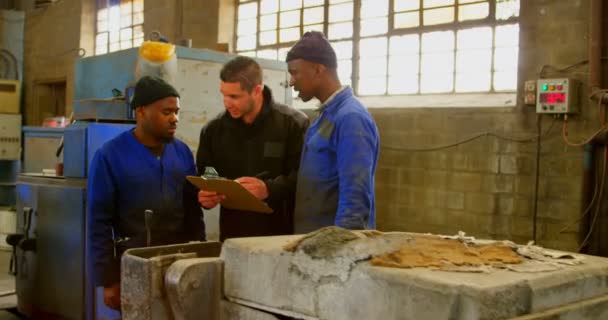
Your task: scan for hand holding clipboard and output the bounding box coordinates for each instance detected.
[187,175,273,214]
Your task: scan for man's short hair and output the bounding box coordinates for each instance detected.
[220,56,263,92]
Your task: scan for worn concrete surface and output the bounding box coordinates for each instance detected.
[221,299,281,320]
[222,233,608,320]
[509,294,608,320]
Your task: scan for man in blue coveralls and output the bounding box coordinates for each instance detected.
[286,31,380,233]
[87,76,205,310]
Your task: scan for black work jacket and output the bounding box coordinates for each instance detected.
[196,86,309,241]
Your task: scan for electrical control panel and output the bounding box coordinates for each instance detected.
[536,78,579,114]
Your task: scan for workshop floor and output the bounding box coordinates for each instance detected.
[0,250,21,319]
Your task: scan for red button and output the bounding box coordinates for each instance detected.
[557,85,563,90]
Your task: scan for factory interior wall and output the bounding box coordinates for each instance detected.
[15,0,608,253]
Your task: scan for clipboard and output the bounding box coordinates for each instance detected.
[186,176,273,214]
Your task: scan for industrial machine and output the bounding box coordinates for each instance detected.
[11,46,292,320]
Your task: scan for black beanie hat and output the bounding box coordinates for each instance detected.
[130,76,180,109]
[286,31,337,69]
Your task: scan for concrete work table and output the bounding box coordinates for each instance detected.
[221,232,608,320]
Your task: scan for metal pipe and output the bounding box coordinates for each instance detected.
[589,0,602,89]
[580,143,594,253]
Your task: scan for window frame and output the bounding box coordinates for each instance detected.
[95,0,145,56]
[234,0,519,100]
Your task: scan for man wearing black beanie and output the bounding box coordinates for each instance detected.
[87,76,205,311]
[287,31,380,233]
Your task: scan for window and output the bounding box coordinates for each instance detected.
[235,0,519,96]
[95,0,144,55]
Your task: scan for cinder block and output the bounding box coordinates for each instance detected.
[465,193,496,214]
[448,172,483,192]
[483,174,515,193]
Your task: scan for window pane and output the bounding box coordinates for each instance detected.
[261,0,279,14]
[304,0,324,6]
[260,30,278,45]
[96,45,108,56]
[423,0,454,8]
[423,7,454,25]
[109,30,120,43]
[360,37,387,57]
[493,71,517,90]
[120,1,132,15]
[133,12,143,25]
[389,54,419,75]
[133,0,143,12]
[303,6,324,25]
[241,51,257,57]
[422,31,454,53]
[330,0,351,3]
[421,52,454,74]
[97,20,108,32]
[280,10,301,28]
[281,0,302,11]
[390,34,420,55]
[494,47,519,71]
[109,6,120,30]
[497,0,520,20]
[239,2,258,19]
[394,0,419,11]
[96,32,108,49]
[329,3,353,23]
[421,72,453,93]
[120,14,132,28]
[495,24,519,47]
[304,24,324,33]
[133,37,144,47]
[456,72,491,92]
[257,49,278,60]
[361,17,388,37]
[456,49,491,73]
[237,19,258,36]
[332,40,353,59]
[109,42,120,53]
[97,8,108,21]
[460,0,480,3]
[360,57,387,77]
[359,77,387,95]
[120,27,132,41]
[260,14,278,31]
[328,22,353,39]
[394,12,419,29]
[457,27,492,49]
[237,35,257,51]
[337,59,352,84]
[280,27,300,42]
[120,40,132,49]
[278,47,291,61]
[133,25,143,39]
[361,0,388,19]
[458,2,489,21]
[389,75,418,94]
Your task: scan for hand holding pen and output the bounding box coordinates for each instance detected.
[235,171,270,200]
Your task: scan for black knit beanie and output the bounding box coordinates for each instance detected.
[130,76,180,109]
[286,31,337,69]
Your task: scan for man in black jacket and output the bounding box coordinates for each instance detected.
[197,56,309,241]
